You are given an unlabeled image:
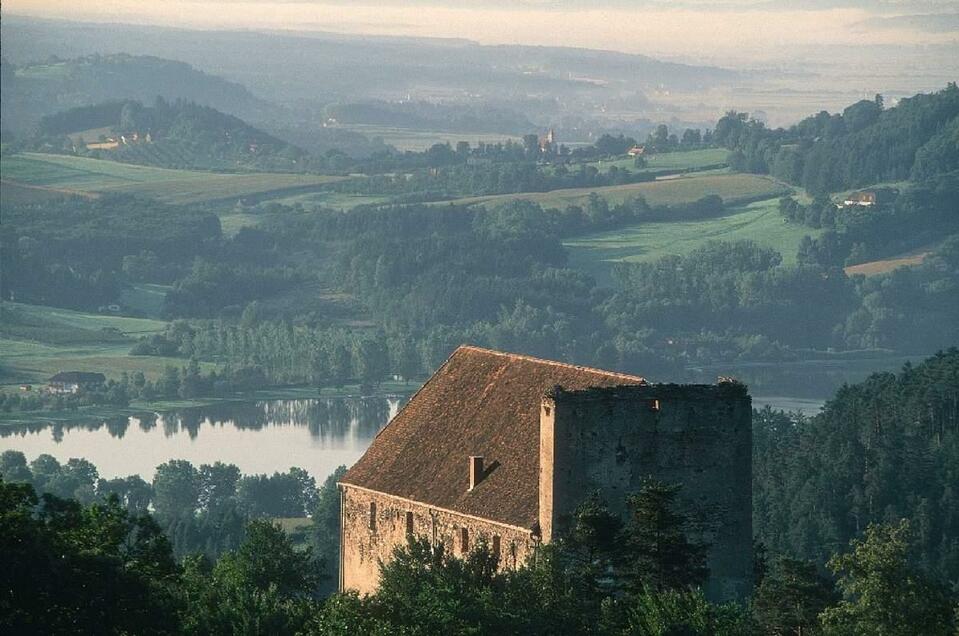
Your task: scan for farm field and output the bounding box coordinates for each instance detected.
[0,179,96,205]
[0,153,345,205]
[340,125,520,151]
[0,301,189,386]
[564,198,821,284]
[843,242,939,277]
[445,172,790,210]
[587,148,728,173]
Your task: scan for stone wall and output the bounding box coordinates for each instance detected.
[340,484,539,595]
[540,382,753,601]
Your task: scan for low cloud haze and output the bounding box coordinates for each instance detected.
[5,0,958,64]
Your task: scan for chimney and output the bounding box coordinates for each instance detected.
[469,455,484,491]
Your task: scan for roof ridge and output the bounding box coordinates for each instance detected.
[456,345,647,384]
[363,342,471,445]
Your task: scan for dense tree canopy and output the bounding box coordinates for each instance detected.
[753,349,959,586]
[718,83,959,194]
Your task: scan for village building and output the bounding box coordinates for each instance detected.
[627,144,646,157]
[47,371,106,394]
[338,346,753,601]
[839,190,877,207]
[80,130,151,152]
[538,128,557,153]
[86,139,120,151]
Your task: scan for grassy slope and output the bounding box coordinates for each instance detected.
[1,153,344,205]
[0,301,184,385]
[3,302,166,334]
[443,172,790,209]
[564,198,822,284]
[587,148,728,173]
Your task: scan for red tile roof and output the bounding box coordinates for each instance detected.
[340,345,646,528]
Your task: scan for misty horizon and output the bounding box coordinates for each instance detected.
[5,1,958,66]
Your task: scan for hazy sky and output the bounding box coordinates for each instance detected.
[6,0,959,62]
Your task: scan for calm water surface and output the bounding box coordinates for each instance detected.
[0,394,820,483]
[0,397,405,483]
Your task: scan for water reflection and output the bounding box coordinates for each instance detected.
[0,396,406,482]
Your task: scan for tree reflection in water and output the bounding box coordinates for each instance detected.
[0,396,408,442]
[104,416,130,439]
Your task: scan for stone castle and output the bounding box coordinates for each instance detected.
[338,345,753,600]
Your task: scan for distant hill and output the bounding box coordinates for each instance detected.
[28,99,319,172]
[321,100,535,134]
[717,83,959,193]
[0,17,735,96]
[0,15,736,132]
[0,53,270,135]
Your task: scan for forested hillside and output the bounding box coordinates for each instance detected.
[717,83,959,193]
[754,349,959,586]
[779,170,959,262]
[0,54,268,135]
[22,99,319,172]
[4,186,958,387]
[1,195,221,308]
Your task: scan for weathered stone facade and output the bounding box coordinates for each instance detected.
[340,485,538,595]
[339,346,752,600]
[539,383,752,600]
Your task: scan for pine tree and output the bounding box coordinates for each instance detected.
[623,480,709,592]
[752,558,838,636]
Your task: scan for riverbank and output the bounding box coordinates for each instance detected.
[0,380,420,427]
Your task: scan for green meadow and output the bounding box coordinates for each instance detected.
[445,172,790,210]
[1,153,345,205]
[0,301,184,385]
[564,198,821,284]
